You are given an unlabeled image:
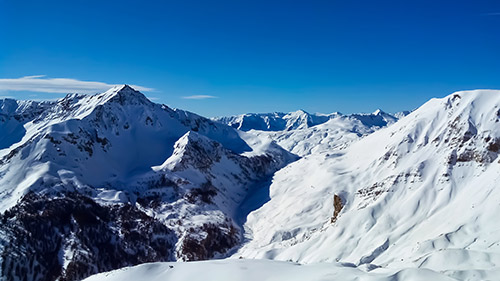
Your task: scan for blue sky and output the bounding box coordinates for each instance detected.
[1,0,499,117]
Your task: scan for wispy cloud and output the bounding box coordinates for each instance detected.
[0,75,153,94]
[182,95,218,100]
[482,12,500,16]
[21,75,47,79]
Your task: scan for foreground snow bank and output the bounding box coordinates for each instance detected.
[84,259,456,281]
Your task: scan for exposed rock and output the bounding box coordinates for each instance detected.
[179,222,239,261]
[0,192,176,281]
[331,194,343,223]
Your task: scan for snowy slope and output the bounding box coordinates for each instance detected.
[83,259,457,281]
[233,90,500,280]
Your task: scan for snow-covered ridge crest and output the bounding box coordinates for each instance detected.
[348,89,500,167]
[0,84,150,124]
[59,84,154,119]
[213,108,401,132]
[213,110,340,131]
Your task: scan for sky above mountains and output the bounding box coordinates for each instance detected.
[1,0,499,117]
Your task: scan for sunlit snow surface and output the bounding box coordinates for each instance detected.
[3,87,500,280]
[84,259,457,281]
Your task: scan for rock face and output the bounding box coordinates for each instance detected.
[0,85,296,281]
[0,192,176,281]
[179,222,239,261]
[330,194,343,223]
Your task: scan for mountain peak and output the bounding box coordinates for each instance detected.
[98,84,151,106]
[112,84,141,95]
[103,84,141,97]
[0,98,20,115]
[118,84,135,91]
[290,109,309,115]
[160,131,224,171]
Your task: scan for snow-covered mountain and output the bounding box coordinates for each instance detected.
[232,90,500,280]
[0,85,253,208]
[0,85,296,280]
[213,109,399,132]
[85,90,500,281]
[3,86,500,281]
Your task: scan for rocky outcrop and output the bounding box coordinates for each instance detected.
[0,192,176,281]
[330,194,343,223]
[179,221,239,261]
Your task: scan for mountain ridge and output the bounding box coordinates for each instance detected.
[212,108,404,132]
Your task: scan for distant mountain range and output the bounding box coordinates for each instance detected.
[212,108,406,132]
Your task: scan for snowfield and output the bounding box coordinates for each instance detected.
[83,259,458,281]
